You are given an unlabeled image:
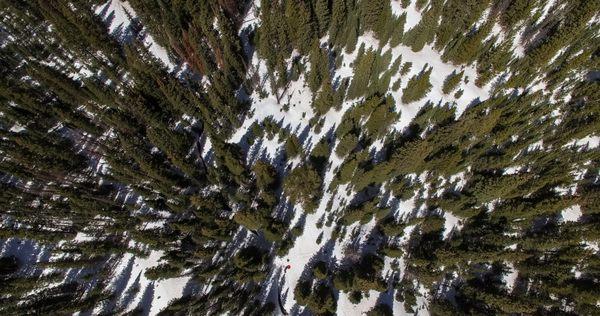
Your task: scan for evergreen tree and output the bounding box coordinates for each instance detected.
[442,70,464,94]
[401,67,433,103]
[315,0,332,36]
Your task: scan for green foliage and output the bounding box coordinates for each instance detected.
[378,216,407,237]
[381,244,404,258]
[454,89,464,99]
[402,3,441,52]
[435,0,490,50]
[443,22,491,65]
[442,70,464,94]
[308,43,330,93]
[284,164,323,212]
[252,160,278,190]
[333,254,387,293]
[295,281,337,314]
[340,195,393,225]
[145,263,183,280]
[389,13,407,47]
[500,0,537,28]
[1,1,599,314]
[401,67,433,103]
[285,134,303,159]
[285,1,316,54]
[310,137,332,172]
[526,0,598,68]
[232,246,268,282]
[315,0,332,36]
[360,0,393,41]
[313,261,328,279]
[400,61,412,75]
[313,80,335,115]
[336,133,359,157]
[0,256,19,276]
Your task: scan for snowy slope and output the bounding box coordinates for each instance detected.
[95,0,175,70]
[224,10,494,315]
[4,0,594,314]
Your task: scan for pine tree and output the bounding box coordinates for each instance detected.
[500,0,538,29]
[315,0,332,36]
[389,13,407,47]
[329,0,348,42]
[442,70,464,94]
[285,0,316,54]
[443,22,491,65]
[284,164,323,212]
[308,42,330,93]
[401,67,433,103]
[360,0,388,36]
[402,2,441,52]
[314,80,335,115]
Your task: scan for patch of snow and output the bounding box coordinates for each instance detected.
[505,243,518,251]
[414,283,430,315]
[9,123,26,133]
[382,43,490,131]
[564,135,600,150]
[403,1,423,31]
[448,171,468,191]
[503,165,522,175]
[554,185,576,196]
[560,205,582,223]
[144,220,167,230]
[489,22,506,42]
[502,262,518,292]
[442,211,462,239]
[583,241,599,253]
[527,78,546,94]
[246,135,283,164]
[537,0,557,23]
[106,250,191,315]
[526,139,544,151]
[393,196,417,221]
[474,8,491,29]
[95,157,110,174]
[73,232,95,242]
[571,266,582,279]
[511,28,526,58]
[96,0,175,70]
[240,0,261,33]
[229,60,315,143]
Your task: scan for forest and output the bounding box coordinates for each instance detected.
[0,0,598,315]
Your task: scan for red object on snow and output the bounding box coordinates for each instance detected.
[286,265,291,270]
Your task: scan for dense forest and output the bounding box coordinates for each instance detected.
[0,0,598,315]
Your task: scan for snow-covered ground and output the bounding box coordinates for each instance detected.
[560,205,582,223]
[95,0,175,70]
[226,6,494,310]
[442,211,462,239]
[502,262,519,292]
[6,1,588,314]
[564,135,600,150]
[98,250,192,315]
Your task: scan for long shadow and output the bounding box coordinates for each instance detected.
[347,186,382,207]
[1,238,51,276]
[103,256,136,312]
[120,272,143,310]
[134,280,155,315]
[273,198,297,223]
[275,238,338,314]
